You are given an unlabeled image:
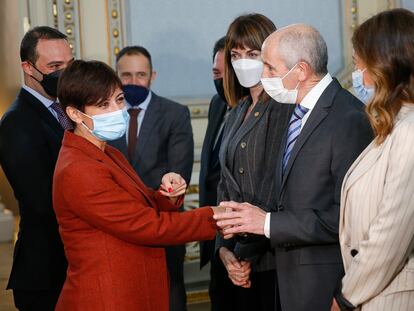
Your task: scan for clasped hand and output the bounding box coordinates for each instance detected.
[212,201,267,289]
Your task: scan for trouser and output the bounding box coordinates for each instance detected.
[166,244,187,311]
[13,289,61,311]
[210,263,276,311]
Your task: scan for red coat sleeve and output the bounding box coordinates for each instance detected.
[152,190,184,212]
[57,162,216,246]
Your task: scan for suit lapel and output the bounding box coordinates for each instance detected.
[20,89,64,138]
[218,100,249,195]
[342,140,384,197]
[104,147,156,205]
[280,80,341,190]
[133,94,161,166]
[201,99,227,173]
[205,101,227,163]
[230,100,269,152]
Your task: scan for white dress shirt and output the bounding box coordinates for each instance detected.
[264,73,333,238]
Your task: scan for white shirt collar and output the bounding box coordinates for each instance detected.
[126,90,152,110]
[300,73,333,112]
[22,84,55,109]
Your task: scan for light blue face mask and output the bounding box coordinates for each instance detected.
[80,108,129,141]
[352,68,375,104]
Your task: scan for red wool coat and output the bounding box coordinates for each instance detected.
[53,131,216,311]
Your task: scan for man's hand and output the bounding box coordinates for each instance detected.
[159,172,187,203]
[214,201,267,236]
[219,247,251,288]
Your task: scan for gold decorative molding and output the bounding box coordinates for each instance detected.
[351,0,359,29]
[107,0,125,66]
[52,0,81,58]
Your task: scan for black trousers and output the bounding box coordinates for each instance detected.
[13,290,61,311]
[166,244,187,311]
[209,262,276,311]
[208,254,238,311]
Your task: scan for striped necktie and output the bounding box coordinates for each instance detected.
[51,102,74,130]
[282,104,309,172]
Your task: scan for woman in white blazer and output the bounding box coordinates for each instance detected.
[332,9,414,311]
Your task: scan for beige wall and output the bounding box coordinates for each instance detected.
[0,0,23,214]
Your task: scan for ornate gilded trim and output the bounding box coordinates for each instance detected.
[107,0,125,66]
[52,0,81,58]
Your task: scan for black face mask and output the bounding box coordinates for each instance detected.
[214,78,226,102]
[30,64,62,98]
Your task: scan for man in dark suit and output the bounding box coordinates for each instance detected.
[110,46,194,311]
[198,36,233,310]
[0,26,74,311]
[214,24,373,311]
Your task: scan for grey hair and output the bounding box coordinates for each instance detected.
[277,24,328,76]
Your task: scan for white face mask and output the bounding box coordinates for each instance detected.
[261,64,299,104]
[232,58,264,88]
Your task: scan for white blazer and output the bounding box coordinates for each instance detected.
[339,104,414,310]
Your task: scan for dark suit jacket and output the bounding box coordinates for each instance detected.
[110,92,194,189]
[198,94,227,268]
[0,88,67,290]
[270,79,373,311]
[215,97,294,271]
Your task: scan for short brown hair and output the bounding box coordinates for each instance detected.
[20,26,67,63]
[116,45,153,71]
[58,60,122,112]
[353,8,414,144]
[224,13,276,107]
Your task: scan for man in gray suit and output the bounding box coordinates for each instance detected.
[110,46,194,311]
[214,24,373,310]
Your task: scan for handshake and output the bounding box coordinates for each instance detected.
[211,201,268,288]
[212,201,268,239]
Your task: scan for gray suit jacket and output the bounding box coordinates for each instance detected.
[215,97,294,271]
[270,79,373,311]
[110,92,194,189]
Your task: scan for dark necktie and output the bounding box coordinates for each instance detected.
[51,102,73,130]
[282,104,309,172]
[127,108,142,160]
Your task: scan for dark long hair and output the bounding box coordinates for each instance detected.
[223,13,276,107]
[352,8,414,144]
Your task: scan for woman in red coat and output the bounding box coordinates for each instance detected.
[53,60,220,310]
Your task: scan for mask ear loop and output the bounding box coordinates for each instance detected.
[77,110,94,133]
[27,62,45,84]
[282,63,301,90]
[281,63,298,80]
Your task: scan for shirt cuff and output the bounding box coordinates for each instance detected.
[264,212,271,238]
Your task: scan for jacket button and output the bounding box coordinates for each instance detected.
[350,249,358,257]
[240,142,247,149]
[238,167,244,174]
[254,112,260,117]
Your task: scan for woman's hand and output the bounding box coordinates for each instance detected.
[331,298,341,311]
[219,247,251,288]
[159,172,187,203]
